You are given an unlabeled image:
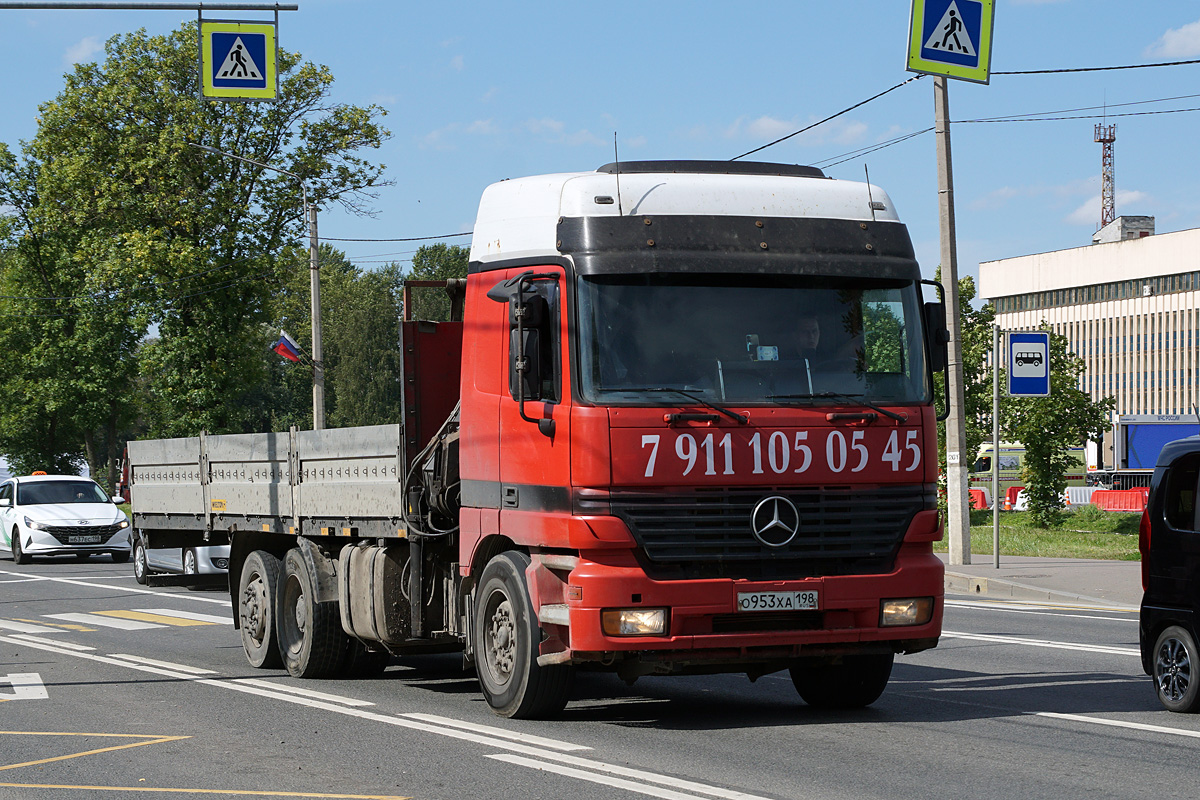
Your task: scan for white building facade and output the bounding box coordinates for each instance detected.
[979,222,1200,418]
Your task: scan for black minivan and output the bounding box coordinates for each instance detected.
[1140,435,1200,712]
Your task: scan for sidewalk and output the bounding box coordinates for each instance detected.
[939,553,1142,610]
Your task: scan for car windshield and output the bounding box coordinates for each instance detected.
[18,480,110,505]
[577,273,931,405]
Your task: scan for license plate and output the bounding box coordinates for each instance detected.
[736,590,818,612]
[69,535,102,544]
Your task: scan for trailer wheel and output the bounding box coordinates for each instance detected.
[1153,625,1200,712]
[789,653,894,709]
[238,550,283,669]
[473,550,573,718]
[277,548,346,679]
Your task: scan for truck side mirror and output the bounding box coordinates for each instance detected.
[924,301,949,373]
[510,327,543,402]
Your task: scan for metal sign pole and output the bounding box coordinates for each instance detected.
[993,325,1000,568]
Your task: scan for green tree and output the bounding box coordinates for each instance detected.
[1002,325,1114,526]
[404,243,469,321]
[934,273,995,506]
[0,23,390,471]
[268,244,404,429]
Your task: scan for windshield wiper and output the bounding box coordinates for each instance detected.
[767,391,908,423]
[598,386,749,425]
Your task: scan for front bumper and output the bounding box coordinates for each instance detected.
[19,527,132,557]
[547,544,943,663]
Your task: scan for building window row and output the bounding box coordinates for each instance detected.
[995,271,1199,312]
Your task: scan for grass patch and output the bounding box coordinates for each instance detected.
[932,507,1141,561]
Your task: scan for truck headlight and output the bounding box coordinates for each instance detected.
[880,597,934,627]
[23,516,48,531]
[601,608,668,636]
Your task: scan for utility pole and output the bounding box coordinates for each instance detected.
[935,76,971,565]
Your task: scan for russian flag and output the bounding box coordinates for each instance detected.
[272,329,303,363]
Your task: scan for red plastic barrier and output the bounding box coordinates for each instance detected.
[1004,486,1024,511]
[1091,489,1148,512]
[969,489,988,510]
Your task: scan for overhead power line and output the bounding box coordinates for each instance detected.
[995,57,1200,75]
[321,232,471,243]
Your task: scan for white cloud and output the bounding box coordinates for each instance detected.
[724,115,867,147]
[449,54,464,72]
[1145,19,1200,59]
[465,119,498,135]
[1065,189,1150,226]
[421,119,501,150]
[63,36,102,68]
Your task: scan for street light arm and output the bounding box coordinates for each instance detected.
[185,141,301,181]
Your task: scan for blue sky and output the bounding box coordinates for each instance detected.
[3,1,1200,292]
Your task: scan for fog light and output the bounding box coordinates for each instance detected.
[880,597,934,627]
[213,558,230,570]
[601,608,667,636]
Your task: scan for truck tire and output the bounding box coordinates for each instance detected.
[1153,625,1200,712]
[12,527,30,565]
[790,653,894,709]
[133,540,149,585]
[277,548,346,679]
[473,550,573,719]
[238,550,283,669]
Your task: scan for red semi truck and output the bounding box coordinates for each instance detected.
[130,160,949,718]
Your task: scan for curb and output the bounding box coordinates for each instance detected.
[944,570,1138,611]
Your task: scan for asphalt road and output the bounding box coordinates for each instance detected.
[0,557,1191,800]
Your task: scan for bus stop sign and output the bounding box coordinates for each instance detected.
[1007,331,1050,397]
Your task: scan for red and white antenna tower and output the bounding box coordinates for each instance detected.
[1094,123,1117,228]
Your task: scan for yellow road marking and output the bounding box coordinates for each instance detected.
[14,618,93,631]
[0,785,410,799]
[0,733,188,771]
[94,610,211,627]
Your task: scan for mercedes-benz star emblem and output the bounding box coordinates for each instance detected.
[750,495,800,548]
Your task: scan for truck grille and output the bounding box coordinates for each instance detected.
[601,484,932,580]
[46,524,124,545]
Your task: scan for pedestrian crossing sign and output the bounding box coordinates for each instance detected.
[906,0,994,84]
[200,20,277,101]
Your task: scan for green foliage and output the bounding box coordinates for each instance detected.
[0,23,389,471]
[1001,324,1114,527]
[405,244,469,321]
[268,244,404,429]
[933,272,995,508]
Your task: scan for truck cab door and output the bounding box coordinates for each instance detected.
[497,266,572,528]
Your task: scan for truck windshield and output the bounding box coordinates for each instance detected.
[577,273,931,406]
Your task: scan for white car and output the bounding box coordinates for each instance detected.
[132,533,229,585]
[0,474,132,564]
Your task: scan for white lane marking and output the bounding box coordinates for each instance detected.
[7,634,94,651]
[487,753,709,800]
[3,633,776,800]
[230,678,375,707]
[402,712,589,752]
[945,599,1138,621]
[0,569,228,604]
[45,612,165,631]
[0,619,63,634]
[943,630,1139,657]
[1035,711,1200,740]
[0,672,48,700]
[138,608,232,624]
[108,654,218,675]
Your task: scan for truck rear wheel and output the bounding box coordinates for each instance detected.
[473,550,573,719]
[239,550,283,669]
[278,548,346,679]
[790,653,894,709]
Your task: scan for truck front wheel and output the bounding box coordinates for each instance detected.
[790,653,894,709]
[277,548,346,679]
[473,550,573,719]
[238,550,283,669]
